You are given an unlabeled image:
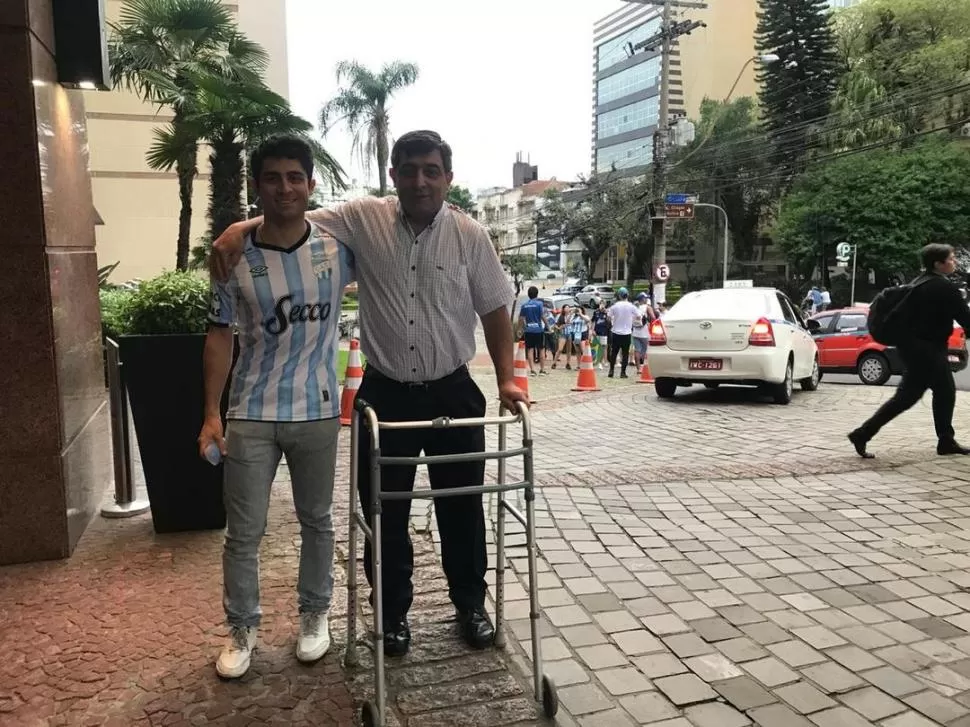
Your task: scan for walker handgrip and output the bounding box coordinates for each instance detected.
[354,398,372,413]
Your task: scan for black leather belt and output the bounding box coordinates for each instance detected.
[363,364,469,389]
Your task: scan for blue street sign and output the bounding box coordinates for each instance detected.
[666,193,688,204]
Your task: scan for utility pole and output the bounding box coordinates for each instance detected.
[628,0,706,304]
[652,0,672,304]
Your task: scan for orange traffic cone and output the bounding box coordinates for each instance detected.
[339,339,364,426]
[572,341,601,392]
[637,356,655,384]
[513,341,535,403]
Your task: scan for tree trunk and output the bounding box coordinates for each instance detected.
[208,132,246,242]
[175,146,198,272]
[376,126,390,197]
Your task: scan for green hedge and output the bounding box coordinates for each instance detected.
[100,271,210,337]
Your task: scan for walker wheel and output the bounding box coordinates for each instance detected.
[542,674,559,718]
[361,700,379,727]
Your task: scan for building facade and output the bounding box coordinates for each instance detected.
[591,3,671,179]
[84,0,290,282]
[676,0,760,121]
[474,179,573,262]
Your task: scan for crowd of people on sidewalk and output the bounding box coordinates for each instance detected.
[516,285,666,379]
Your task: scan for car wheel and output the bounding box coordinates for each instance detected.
[857,351,891,386]
[800,356,821,391]
[772,358,794,405]
[655,378,677,399]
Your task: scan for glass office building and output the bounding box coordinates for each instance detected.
[591,3,682,178]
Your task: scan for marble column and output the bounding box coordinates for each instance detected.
[0,1,112,565]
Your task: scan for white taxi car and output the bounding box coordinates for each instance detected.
[647,287,821,404]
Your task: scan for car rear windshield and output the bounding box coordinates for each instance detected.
[667,291,772,321]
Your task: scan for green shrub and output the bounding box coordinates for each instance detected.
[125,271,211,335]
[99,287,134,339]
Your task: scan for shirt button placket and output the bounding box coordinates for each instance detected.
[407,231,420,378]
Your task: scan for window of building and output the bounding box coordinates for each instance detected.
[597,97,659,140]
[596,137,653,174]
[596,18,662,73]
[597,58,661,106]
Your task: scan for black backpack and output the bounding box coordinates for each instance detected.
[867,275,931,345]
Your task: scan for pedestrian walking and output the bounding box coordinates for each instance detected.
[518,286,549,375]
[849,244,970,458]
[631,292,655,372]
[210,130,526,657]
[607,287,638,378]
[199,136,355,678]
[590,299,610,369]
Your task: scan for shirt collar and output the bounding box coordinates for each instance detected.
[397,199,448,231]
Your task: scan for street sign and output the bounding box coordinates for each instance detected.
[724,279,754,289]
[655,264,670,282]
[836,242,853,262]
[664,192,697,220]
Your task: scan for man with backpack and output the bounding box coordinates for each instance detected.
[849,243,970,458]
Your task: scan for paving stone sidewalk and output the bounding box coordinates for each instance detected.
[6,370,970,725]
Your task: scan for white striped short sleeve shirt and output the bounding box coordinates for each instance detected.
[307,197,512,382]
[208,222,355,421]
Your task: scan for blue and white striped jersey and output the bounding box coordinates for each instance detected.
[208,221,355,422]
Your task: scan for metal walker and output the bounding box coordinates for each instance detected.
[345,398,559,726]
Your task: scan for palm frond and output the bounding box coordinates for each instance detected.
[146,120,200,171]
[379,61,419,93]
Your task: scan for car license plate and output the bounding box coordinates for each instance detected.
[949,355,960,363]
[689,359,723,371]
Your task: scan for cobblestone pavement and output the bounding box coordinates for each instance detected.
[7,357,970,725]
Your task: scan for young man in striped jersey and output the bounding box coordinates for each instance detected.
[198,135,355,679]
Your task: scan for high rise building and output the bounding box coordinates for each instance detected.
[84,0,290,281]
[591,3,670,178]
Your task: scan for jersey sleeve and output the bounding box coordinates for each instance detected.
[208,274,237,328]
[338,241,356,286]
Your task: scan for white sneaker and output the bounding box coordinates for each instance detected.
[216,625,257,679]
[296,611,331,663]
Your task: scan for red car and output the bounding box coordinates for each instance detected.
[809,306,968,385]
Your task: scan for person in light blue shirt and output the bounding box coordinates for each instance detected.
[517,286,549,375]
[198,135,355,680]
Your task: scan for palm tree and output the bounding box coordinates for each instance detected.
[320,60,419,197]
[108,0,268,270]
[147,72,347,240]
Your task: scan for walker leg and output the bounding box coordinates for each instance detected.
[494,420,507,649]
[345,412,360,668]
[371,448,386,726]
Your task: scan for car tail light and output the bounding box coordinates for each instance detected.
[648,319,667,346]
[749,317,775,347]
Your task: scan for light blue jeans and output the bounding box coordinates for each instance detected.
[222,418,340,628]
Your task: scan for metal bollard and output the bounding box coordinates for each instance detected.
[101,338,150,519]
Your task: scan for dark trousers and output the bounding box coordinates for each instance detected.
[609,333,632,373]
[857,342,956,442]
[356,366,488,622]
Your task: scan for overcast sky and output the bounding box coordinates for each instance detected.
[285,0,623,193]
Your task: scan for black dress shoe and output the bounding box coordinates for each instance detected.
[457,608,495,650]
[848,430,874,459]
[938,440,970,456]
[383,618,411,657]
